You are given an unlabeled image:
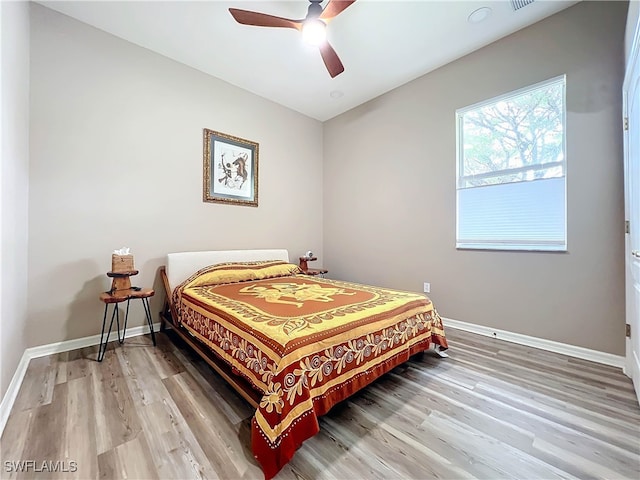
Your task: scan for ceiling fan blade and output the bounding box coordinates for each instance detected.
[319,1,357,21]
[319,42,345,78]
[228,8,303,30]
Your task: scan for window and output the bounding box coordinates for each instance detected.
[456,76,566,251]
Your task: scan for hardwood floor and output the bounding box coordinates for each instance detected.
[1,328,638,479]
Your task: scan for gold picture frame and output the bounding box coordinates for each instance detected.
[203,129,259,207]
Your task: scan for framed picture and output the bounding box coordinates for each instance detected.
[203,129,259,207]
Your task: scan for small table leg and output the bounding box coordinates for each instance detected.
[98,290,156,360]
[119,298,131,344]
[142,297,156,346]
[98,303,118,362]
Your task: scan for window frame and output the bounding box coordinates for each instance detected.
[455,75,568,252]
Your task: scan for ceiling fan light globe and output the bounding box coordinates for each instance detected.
[302,19,326,46]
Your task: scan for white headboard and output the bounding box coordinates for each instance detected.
[166,249,290,294]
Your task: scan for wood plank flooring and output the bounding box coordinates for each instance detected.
[1,328,638,479]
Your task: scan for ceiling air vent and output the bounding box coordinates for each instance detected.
[510,0,535,11]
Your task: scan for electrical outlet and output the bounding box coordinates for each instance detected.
[423,282,430,293]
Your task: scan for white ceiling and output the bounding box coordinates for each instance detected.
[39,0,579,121]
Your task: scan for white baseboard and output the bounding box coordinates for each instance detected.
[0,322,161,436]
[0,351,31,442]
[442,317,625,369]
[26,322,161,359]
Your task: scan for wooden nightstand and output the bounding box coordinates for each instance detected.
[98,287,156,361]
[299,256,328,277]
[98,263,156,361]
[302,268,328,277]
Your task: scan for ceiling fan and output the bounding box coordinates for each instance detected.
[229,0,356,78]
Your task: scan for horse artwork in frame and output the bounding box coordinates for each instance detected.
[203,128,259,207]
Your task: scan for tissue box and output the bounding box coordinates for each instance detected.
[112,254,134,273]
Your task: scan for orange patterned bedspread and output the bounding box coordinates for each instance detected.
[172,261,447,479]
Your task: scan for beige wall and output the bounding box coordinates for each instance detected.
[323,1,627,355]
[28,4,323,347]
[1,1,30,399]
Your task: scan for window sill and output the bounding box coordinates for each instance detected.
[456,243,567,253]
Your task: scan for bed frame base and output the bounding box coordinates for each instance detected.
[159,267,261,409]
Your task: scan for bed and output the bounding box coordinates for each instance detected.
[160,249,448,479]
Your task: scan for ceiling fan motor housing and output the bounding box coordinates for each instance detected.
[307,1,324,19]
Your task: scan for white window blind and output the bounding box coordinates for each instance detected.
[456,76,567,251]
